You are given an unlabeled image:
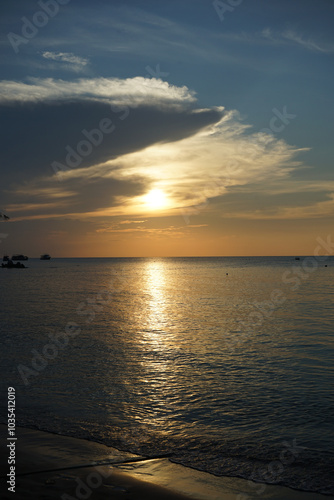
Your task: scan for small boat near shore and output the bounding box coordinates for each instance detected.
[2,260,26,268]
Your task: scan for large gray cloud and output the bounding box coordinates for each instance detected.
[1,101,222,180]
[0,78,224,217]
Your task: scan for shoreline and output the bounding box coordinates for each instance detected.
[1,425,334,500]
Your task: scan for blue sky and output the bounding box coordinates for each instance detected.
[0,0,333,256]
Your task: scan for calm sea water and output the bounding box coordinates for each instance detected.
[1,257,334,494]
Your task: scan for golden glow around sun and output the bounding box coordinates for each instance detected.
[144,189,167,210]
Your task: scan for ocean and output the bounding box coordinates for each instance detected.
[1,257,333,495]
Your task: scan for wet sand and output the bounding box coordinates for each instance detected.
[0,425,333,500]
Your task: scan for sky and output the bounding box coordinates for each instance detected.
[0,0,333,257]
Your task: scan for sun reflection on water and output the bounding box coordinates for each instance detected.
[142,259,170,337]
[136,260,179,428]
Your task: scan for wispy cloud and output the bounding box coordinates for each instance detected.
[120,220,147,224]
[95,221,207,239]
[261,28,334,54]
[104,112,307,213]
[48,109,307,220]
[41,51,89,72]
[0,76,196,108]
[64,6,240,66]
[218,28,334,55]
[224,192,334,220]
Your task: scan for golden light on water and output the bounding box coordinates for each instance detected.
[138,261,171,427]
[143,259,168,335]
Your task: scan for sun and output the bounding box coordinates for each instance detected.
[144,189,167,210]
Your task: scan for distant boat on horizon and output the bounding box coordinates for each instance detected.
[40,254,51,260]
[12,254,28,261]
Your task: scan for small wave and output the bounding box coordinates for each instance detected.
[13,417,334,496]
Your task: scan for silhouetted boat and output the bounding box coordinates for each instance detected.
[2,260,26,268]
[40,254,51,260]
[295,257,300,260]
[2,255,9,261]
[12,254,28,261]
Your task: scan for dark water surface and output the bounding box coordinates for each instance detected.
[1,257,333,494]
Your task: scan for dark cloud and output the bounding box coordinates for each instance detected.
[0,99,223,182]
[6,175,148,218]
[0,98,223,216]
